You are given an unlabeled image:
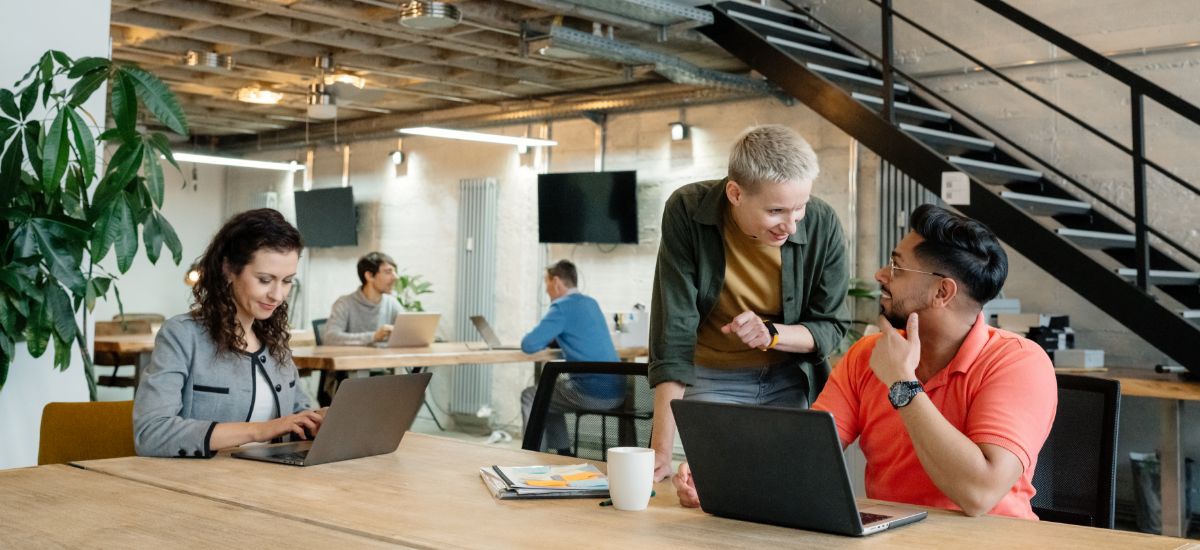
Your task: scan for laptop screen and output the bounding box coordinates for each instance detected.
[470,315,503,348]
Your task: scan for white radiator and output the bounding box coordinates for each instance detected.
[450,178,498,415]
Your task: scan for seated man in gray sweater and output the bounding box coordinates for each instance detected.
[323,252,405,345]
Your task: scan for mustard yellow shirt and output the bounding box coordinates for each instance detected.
[693,207,790,368]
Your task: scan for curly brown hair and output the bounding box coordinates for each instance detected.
[191,208,303,363]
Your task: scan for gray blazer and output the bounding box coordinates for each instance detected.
[133,314,314,458]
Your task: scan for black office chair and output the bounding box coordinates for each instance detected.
[1031,374,1121,528]
[523,362,652,461]
[311,318,327,346]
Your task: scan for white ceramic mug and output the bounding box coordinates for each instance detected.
[606,447,655,511]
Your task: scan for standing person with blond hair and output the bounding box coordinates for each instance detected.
[649,125,850,480]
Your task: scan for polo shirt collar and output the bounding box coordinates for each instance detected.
[923,312,989,391]
[692,178,808,245]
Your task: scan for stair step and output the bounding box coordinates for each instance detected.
[852,92,951,123]
[900,123,994,153]
[807,63,910,93]
[723,2,812,24]
[767,36,868,69]
[947,156,1042,183]
[727,9,831,45]
[1116,268,1200,286]
[1183,310,1200,320]
[1056,228,1136,249]
[1000,191,1092,216]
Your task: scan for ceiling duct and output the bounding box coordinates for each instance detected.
[563,0,713,26]
[183,50,233,72]
[546,25,782,98]
[398,1,463,31]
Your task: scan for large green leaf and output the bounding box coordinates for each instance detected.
[50,51,72,68]
[85,276,112,311]
[16,218,87,294]
[67,57,108,79]
[0,265,37,296]
[66,109,96,184]
[142,208,163,264]
[52,332,71,372]
[141,142,164,208]
[22,121,41,177]
[120,65,188,136]
[0,137,23,204]
[41,108,70,191]
[147,132,178,172]
[0,89,18,119]
[110,72,137,140]
[68,68,109,109]
[18,84,37,119]
[157,212,183,264]
[112,195,138,273]
[45,283,76,344]
[22,294,50,358]
[104,140,142,191]
[88,186,123,260]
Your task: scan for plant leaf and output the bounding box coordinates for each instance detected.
[141,140,164,208]
[157,212,182,264]
[85,276,112,311]
[23,293,50,358]
[45,283,77,344]
[18,218,87,294]
[113,195,138,273]
[143,208,163,264]
[53,332,71,372]
[19,83,38,118]
[148,132,178,172]
[0,137,23,205]
[105,140,143,191]
[22,121,42,176]
[110,72,137,140]
[41,108,70,191]
[68,66,110,109]
[50,50,72,68]
[66,109,96,183]
[0,89,19,119]
[68,57,108,79]
[89,186,123,260]
[120,65,188,136]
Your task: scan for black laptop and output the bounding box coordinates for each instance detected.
[671,400,927,536]
[232,372,431,466]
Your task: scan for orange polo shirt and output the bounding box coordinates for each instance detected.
[813,313,1057,519]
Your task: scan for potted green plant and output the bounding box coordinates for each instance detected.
[0,50,188,399]
[394,271,433,312]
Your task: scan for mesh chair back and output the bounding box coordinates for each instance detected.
[523,362,651,461]
[312,318,327,346]
[1031,374,1120,528]
[39,401,136,465]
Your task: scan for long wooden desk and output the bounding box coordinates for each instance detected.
[0,464,402,548]
[73,433,1194,548]
[1079,367,1200,538]
[94,328,317,357]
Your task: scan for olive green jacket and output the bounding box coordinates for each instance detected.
[648,179,851,391]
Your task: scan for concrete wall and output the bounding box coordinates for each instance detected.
[0,0,112,469]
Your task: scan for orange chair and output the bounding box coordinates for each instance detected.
[38,401,136,465]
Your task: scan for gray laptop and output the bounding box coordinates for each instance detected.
[671,400,927,536]
[469,315,521,350]
[232,372,431,467]
[375,312,441,348]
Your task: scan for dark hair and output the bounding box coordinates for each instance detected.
[545,260,578,288]
[191,209,303,362]
[909,204,1008,304]
[357,252,396,285]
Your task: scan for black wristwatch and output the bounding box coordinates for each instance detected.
[887,380,924,409]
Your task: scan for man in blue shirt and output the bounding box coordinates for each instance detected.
[520,260,623,454]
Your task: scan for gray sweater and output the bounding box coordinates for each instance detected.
[323,289,404,345]
[133,314,314,458]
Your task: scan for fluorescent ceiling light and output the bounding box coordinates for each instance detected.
[324,73,366,89]
[397,127,557,147]
[236,86,283,105]
[171,152,305,172]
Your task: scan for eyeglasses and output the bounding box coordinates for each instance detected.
[888,258,947,279]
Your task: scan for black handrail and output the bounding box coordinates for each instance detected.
[780,4,1200,270]
[781,0,1200,285]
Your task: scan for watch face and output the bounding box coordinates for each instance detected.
[888,383,911,407]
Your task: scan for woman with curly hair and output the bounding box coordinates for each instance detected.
[134,208,324,457]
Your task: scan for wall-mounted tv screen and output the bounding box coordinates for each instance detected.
[294,186,358,247]
[538,171,637,244]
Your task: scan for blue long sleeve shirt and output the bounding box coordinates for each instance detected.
[521,291,622,399]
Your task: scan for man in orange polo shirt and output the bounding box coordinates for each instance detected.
[674,204,1057,519]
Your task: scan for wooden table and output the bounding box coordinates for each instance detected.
[292,342,648,405]
[0,464,403,548]
[73,433,1195,549]
[1079,367,1200,538]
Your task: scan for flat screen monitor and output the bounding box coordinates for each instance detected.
[538,171,637,244]
[294,186,358,247]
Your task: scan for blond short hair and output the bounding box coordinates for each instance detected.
[727,125,819,192]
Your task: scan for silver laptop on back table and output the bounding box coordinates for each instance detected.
[232,372,431,466]
[469,315,521,350]
[375,312,441,348]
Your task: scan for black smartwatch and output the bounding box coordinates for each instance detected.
[887,380,924,409]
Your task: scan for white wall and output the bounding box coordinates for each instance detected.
[0,0,112,469]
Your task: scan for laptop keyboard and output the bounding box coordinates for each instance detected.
[273,450,309,465]
[860,512,891,525]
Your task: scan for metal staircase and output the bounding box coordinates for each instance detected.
[700,0,1200,372]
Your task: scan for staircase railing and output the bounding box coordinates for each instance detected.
[783,0,1200,291]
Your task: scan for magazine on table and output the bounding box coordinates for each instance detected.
[479,463,609,500]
